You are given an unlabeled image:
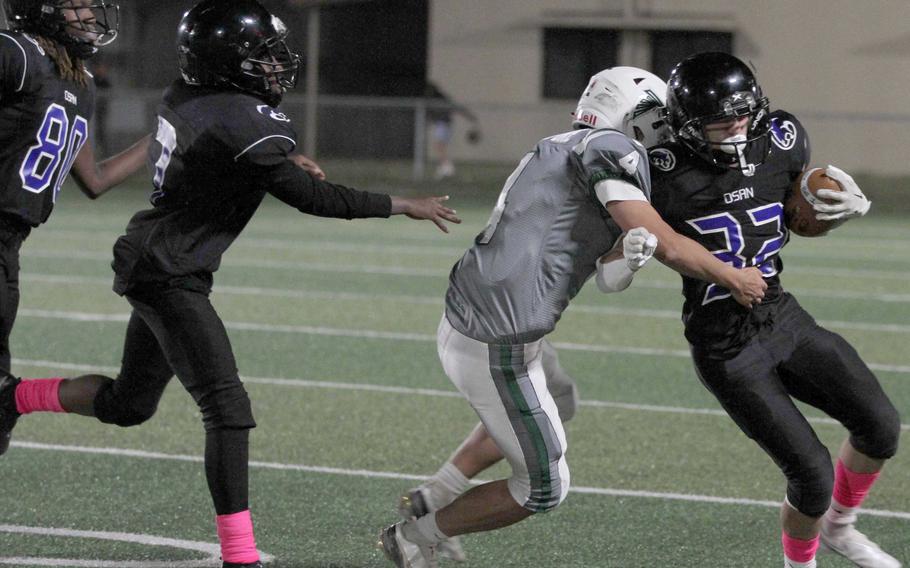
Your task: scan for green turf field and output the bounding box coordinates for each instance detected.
[1,173,908,567]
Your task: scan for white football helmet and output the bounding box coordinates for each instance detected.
[572,67,670,148]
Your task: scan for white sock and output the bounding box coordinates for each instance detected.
[425,462,470,509]
[401,512,447,546]
[785,558,816,568]
[825,499,858,526]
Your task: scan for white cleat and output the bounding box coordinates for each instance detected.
[784,559,817,568]
[820,520,902,568]
[398,487,466,562]
[377,522,439,568]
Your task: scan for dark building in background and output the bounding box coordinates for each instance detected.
[543,28,619,99]
[315,0,428,158]
[650,30,732,80]
[115,0,428,158]
[542,27,732,100]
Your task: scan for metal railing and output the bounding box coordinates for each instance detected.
[97,89,910,177]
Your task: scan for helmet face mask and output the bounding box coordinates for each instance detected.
[666,52,771,175]
[4,0,120,58]
[239,21,300,96]
[572,66,671,148]
[177,1,301,107]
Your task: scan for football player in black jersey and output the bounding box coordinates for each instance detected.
[0,1,459,567]
[0,0,149,379]
[648,52,900,568]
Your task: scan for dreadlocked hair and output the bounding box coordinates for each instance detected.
[34,35,89,87]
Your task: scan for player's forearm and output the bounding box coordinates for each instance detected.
[95,134,151,195]
[595,257,635,293]
[657,233,739,287]
[73,135,151,198]
[267,160,391,218]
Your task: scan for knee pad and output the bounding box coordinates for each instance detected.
[193,381,256,431]
[508,456,570,513]
[785,453,834,518]
[851,405,901,460]
[94,377,158,427]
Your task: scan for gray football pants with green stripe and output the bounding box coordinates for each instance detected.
[437,315,576,512]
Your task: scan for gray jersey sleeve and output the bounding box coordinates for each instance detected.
[572,130,651,205]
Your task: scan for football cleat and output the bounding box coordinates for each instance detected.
[784,559,816,568]
[820,518,902,568]
[398,488,466,562]
[222,562,262,568]
[0,374,21,456]
[378,522,438,568]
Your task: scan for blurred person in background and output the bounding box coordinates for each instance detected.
[425,81,480,180]
[0,0,148,392]
[378,67,768,568]
[0,1,458,567]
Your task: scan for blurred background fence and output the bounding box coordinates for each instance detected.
[6,0,910,206]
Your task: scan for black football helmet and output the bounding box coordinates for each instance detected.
[176,0,300,107]
[665,52,771,175]
[3,0,120,59]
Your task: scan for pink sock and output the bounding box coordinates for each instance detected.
[833,459,880,508]
[782,532,819,563]
[216,509,259,564]
[15,378,66,414]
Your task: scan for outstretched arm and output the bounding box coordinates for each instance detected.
[266,160,461,232]
[606,199,766,308]
[70,134,151,199]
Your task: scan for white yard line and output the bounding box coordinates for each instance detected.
[23,248,910,281]
[27,271,910,309]
[15,309,910,375]
[0,524,273,567]
[19,272,910,329]
[10,358,909,431]
[10,441,910,521]
[31,227,910,260]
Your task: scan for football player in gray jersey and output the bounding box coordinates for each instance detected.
[378,67,769,568]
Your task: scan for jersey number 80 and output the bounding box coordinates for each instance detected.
[19,103,88,200]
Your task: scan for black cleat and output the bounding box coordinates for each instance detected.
[0,374,21,456]
[222,562,262,568]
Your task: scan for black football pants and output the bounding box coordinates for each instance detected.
[691,293,901,517]
[0,227,26,377]
[93,284,256,515]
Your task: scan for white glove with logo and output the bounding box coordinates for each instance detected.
[813,165,871,221]
[596,227,658,293]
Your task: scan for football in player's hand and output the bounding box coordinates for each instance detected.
[785,168,844,237]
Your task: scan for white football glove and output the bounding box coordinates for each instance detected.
[623,227,659,271]
[595,228,658,294]
[812,165,871,221]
